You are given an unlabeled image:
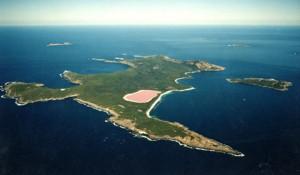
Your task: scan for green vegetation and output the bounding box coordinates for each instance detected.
[4,82,78,105]
[226,78,292,91]
[2,55,244,156]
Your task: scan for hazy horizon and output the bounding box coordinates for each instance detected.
[1,0,300,26]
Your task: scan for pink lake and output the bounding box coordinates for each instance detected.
[123,90,161,103]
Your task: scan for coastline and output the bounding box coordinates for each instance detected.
[170,138,245,157]
[73,97,244,157]
[61,70,82,85]
[2,84,79,106]
[142,66,245,157]
[92,58,136,68]
[15,94,79,106]
[73,98,113,116]
[146,71,198,118]
[0,85,5,99]
[146,87,195,118]
[73,98,157,142]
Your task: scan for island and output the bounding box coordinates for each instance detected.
[226,43,250,48]
[1,55,244,157]
[226,78,292,91]
[47,42,72,47]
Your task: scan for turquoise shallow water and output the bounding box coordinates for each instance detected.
[0,26,299,175]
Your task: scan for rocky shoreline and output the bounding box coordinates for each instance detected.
[2,81,79,106]
[13,93,79,106]
[61,71,82,85]
[73,98,244,157]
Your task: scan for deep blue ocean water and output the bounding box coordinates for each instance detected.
[0,26,299,175]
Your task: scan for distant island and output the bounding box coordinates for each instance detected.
[226,43,250,48]
[226,78,292,91]
[47,42,72,47]
[1,56,244,157]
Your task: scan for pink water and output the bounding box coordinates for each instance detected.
[123,90,161,103]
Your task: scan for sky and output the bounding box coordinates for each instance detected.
[0,0,300,25]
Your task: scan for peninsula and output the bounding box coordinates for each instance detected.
[226,78,292,91]
[2,56,244,157]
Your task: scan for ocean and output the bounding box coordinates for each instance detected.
[0,26,299,175]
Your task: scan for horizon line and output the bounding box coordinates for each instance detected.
[1,24,300,27]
